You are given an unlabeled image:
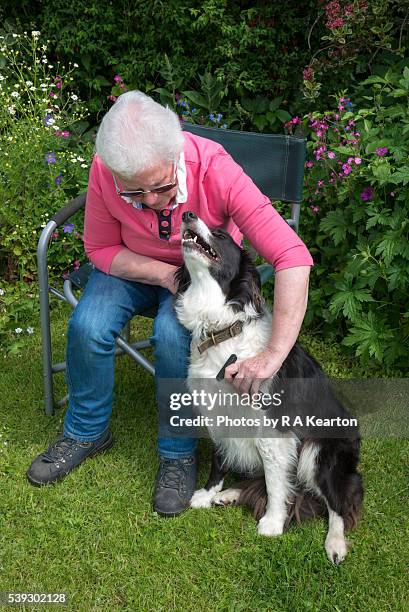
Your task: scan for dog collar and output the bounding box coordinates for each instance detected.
[197,321,244,354]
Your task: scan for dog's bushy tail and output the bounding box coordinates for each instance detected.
[235,478,326,530]
[235,474,363,531]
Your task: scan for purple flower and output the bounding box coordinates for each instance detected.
[376,147,389,157]
[45,152,57,165]
[54,173,63,186]
[63,223,75,233]
[44,114,55,126]
[360,187,375,201]
[342,163,352,175]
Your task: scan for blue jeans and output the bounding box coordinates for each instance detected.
[63,267,197,459]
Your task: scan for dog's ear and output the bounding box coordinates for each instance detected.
[175,264,191,293]
[227,250,263,314]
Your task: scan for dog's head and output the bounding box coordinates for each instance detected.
[176,211,263,314]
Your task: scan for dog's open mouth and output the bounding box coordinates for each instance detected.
[182,229,218,261]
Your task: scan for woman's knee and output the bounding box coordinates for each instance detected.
[67,301,118,350]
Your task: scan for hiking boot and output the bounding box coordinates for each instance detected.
[27,430,114,487]
[153,455,197,517]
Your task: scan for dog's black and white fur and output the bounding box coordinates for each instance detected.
[175,212,363,564]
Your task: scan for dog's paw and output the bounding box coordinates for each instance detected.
[213,488,241,506]
[257,515,284,537]
[325,534,348,565]
[190,488,216,509]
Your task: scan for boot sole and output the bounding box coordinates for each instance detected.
[26,432,115,487]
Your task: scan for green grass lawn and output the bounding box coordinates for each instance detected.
[0,303,408,611]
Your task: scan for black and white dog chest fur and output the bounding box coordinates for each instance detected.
[174,211,363,564]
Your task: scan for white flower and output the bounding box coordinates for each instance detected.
[27,327,34,334]
[30,86,36,91]
[71,94,78,101]
[25,80,33,86]
[0,289,4,295]
[11,91,19,98]
[12,34,18,38]
[42,58,48,64]
[15,328,23,334]
[32,31,41,38]
[73,63,79,68]
[0,75,5,81]
[14,83,19,88]
[80,163,88,168]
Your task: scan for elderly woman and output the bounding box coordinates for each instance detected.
[27,91,313,516]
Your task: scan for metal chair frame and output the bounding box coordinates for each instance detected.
[38,124,306,415]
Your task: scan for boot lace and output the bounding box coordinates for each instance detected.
[42,437,84,464]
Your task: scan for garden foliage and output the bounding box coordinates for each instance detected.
[0,31,92,352]
[0,3,408,369]
[290,70,409,369]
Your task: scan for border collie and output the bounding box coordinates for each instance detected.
[174,211,363,564]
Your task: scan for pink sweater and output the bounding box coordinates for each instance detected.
[84,132,313,273]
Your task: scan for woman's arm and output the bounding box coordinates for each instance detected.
[109,248,178,293]
[225,265,310,394]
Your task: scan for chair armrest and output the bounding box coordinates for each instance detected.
[37,192,87,297]
[50,192,87,227]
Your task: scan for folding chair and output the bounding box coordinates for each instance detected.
[37,124,306,415]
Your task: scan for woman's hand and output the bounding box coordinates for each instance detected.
[224,348,284,395]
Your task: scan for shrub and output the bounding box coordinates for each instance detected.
[0,30,93,353]
[287,68,409,370]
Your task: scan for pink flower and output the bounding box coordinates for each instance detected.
[342,163,352,175]
[328,151,336,159]
[303,67,314,81]
[108,95,117,102]
[354,157,362,164]
[114,75,122,83]
[56,81,62,90]
[62,130,70,138]
[360,187,375,201]
[306,161,314,168]
[376,147,389,156]
[310,205,320,215]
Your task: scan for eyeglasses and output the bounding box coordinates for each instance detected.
[113,163,177,198]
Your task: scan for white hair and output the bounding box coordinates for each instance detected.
[95,91,184,180]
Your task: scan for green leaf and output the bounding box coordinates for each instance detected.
[269,97,283,111]
[342,312,393,362]
[372,162,391,184]
[320,210,349,246]
[366,208,392,229]
[361,76,387,85]
[276,109,292,123]
[389,168,409,186]
[182,90,208,110]
[329,284,375,321]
